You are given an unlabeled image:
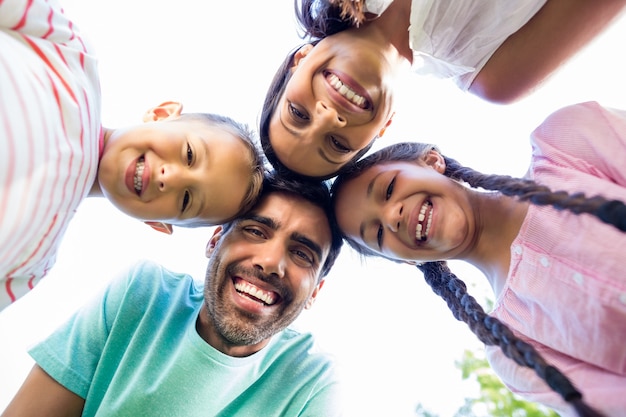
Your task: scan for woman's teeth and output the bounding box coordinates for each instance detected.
[416,201,433,241]
[327,73,367,108]
[134,156,144,195]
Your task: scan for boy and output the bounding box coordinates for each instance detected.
[0,0,264,309]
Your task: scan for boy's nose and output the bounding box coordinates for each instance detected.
[158,164,185,191]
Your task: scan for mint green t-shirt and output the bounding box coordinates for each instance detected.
[30,261,343,416]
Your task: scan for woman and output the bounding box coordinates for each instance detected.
[331,101,626,416]
[260,0,626,179]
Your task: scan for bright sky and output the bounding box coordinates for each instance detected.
[1,1,625,416]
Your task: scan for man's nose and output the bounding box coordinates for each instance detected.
[252,240,287,278]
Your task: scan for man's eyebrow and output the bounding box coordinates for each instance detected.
[240,214,278,230]
[360,171,384,240]
[292,232,323,261]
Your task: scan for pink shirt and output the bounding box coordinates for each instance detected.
[0,0,101,309]
[486,102,626,416]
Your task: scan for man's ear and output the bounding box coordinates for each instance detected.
[291,44,314,71]
[422,149,446,173]
[206,226,223,257]
[305,279,325,310]
[143,101,183,122]
[144,221,173,235]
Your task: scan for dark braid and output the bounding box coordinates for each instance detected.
[443,155,626,232]
[418,261,605,417]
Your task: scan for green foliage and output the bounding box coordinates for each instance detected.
[414,349,559,417]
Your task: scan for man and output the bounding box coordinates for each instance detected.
[2,174,344,417]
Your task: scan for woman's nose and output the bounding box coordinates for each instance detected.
[316,101,346,128]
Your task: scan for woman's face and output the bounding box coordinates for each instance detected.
[269,32,399,177]
[334,160,478,262]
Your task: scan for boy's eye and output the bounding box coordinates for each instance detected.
[186,143,193,166]
[377,225,383,250]
[288,102,309,121]
[181,190,190,213]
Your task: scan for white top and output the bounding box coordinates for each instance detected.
[0,0,102,309]
[363,0,548,90]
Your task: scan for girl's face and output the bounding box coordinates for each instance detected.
[98,119,253,226]
[269,32,400,177]
[334,160,478,262]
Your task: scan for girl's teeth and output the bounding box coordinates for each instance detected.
[134,158,144,194]
[416,201,433,241]
[328,73,367,108]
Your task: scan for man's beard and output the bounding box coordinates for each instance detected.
[202,255,303,347]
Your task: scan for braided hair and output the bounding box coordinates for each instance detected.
[331,142,626,417]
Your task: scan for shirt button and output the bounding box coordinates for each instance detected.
[513,245,523,255]
[619,293,626,305]
[540,257,550,267]
[572,273,584,285]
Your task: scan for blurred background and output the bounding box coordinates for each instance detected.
[1,1,625,415]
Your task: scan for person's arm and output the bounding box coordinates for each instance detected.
[1,365,85,417]
[470,0,626,104]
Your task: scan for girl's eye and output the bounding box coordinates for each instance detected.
[186,143,193,166]
[181,190,190,213]
[288,102,309,121]
[385,178,395,200]
[377,225,383,250]
[330,136,350,154]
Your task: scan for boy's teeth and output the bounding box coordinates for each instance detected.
[415,201,433,241]
[134,158,144,194]
[328,73,367,108]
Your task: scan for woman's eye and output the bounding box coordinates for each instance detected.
[288,102,309,121]
[377,225,383,250]
[330,136,350,154]
[186,143,193,166]
[181,190,190,213]
[385,178,395,200]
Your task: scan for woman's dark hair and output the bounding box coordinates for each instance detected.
[331,142,626,417]
[258,0,373,181]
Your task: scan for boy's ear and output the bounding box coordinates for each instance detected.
[206,226,223,257]
[422,149,446,173]
[144,221,173,235]
[143,101,183,122]
[291,44,314,71]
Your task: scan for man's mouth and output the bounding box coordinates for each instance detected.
[326,72,370,109]
[234,278,279,306]
[134,156,145,195]
[416,200,433,241]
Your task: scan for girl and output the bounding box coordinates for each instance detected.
[330,101,626,416]
[260,0,626,178]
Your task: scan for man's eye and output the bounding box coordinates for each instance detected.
[181,190,190,213]
[293,249,313,265]
[330,136,350,154]
[385,178,395,200]
[288,102,309,121]
[244,227,265,238]
[186,143,193,166]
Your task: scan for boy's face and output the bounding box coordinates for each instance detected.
[98,118,253,225]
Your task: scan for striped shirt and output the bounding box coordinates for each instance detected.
[0,0,101,309]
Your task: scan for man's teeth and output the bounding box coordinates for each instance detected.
[235,280,277,305]
[416,201,433,241]
[134,157,144,195]
[327,73,367,108]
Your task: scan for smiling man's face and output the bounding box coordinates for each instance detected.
[197,192,331,357]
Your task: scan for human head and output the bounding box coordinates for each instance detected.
[198,172,343,356]
[97,101,264,234]
[331,142,449,261]
[260,0,399,179]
